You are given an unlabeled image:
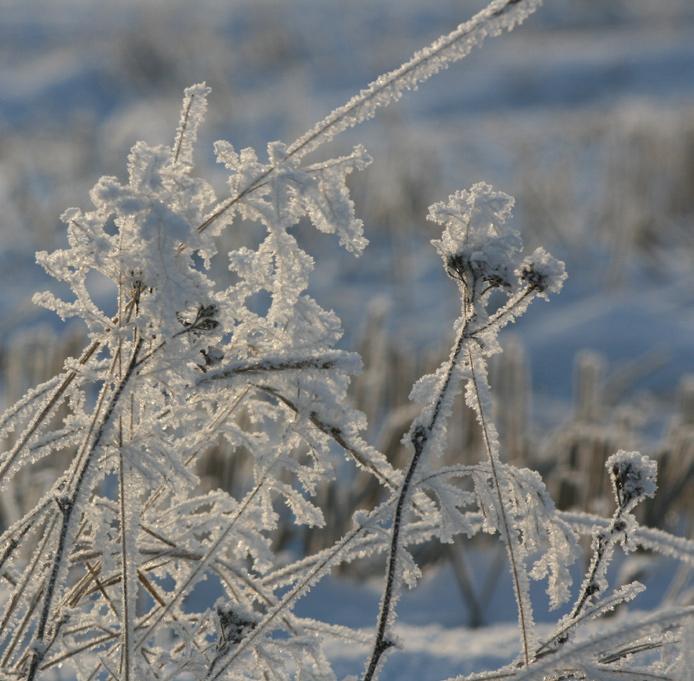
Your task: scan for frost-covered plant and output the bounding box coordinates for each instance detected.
[362,183,571,678]
[0,2,692,681]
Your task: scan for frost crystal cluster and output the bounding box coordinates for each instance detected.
[0,2,692,681]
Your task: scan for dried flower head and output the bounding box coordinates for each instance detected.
[606,450,657,511]
[429,182,522,291]
[517,247,567,299]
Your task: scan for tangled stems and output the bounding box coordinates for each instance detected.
[25,339,143,681]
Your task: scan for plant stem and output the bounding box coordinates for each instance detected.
[468,348,533,666]
[363,314,469,681]
[533,501,636,661]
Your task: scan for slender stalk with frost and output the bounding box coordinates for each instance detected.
[466,349,535,665]
[363,311,471,681]
[535,451,659,659]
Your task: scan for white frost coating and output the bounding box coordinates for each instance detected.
[510,468,579,610]
[0,371,83,491]
[516,247,567,299]
[216,141,372,256]
[7,75,389,679]
[0,373,63,436]
[429,182,520,292]
[172,82,211,167]
[1,4,689,679]
[606,449,658,510]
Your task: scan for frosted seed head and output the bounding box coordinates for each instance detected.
[430,182,522,291]
[606,450,657,510]
[176,303,221,336]
[517,247,567,299]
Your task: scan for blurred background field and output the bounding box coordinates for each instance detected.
[0,2,693,676]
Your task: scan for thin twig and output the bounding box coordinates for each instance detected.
[363,313,469,681]
[196,355,346,385]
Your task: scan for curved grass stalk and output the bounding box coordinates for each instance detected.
[195,0,543,236]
